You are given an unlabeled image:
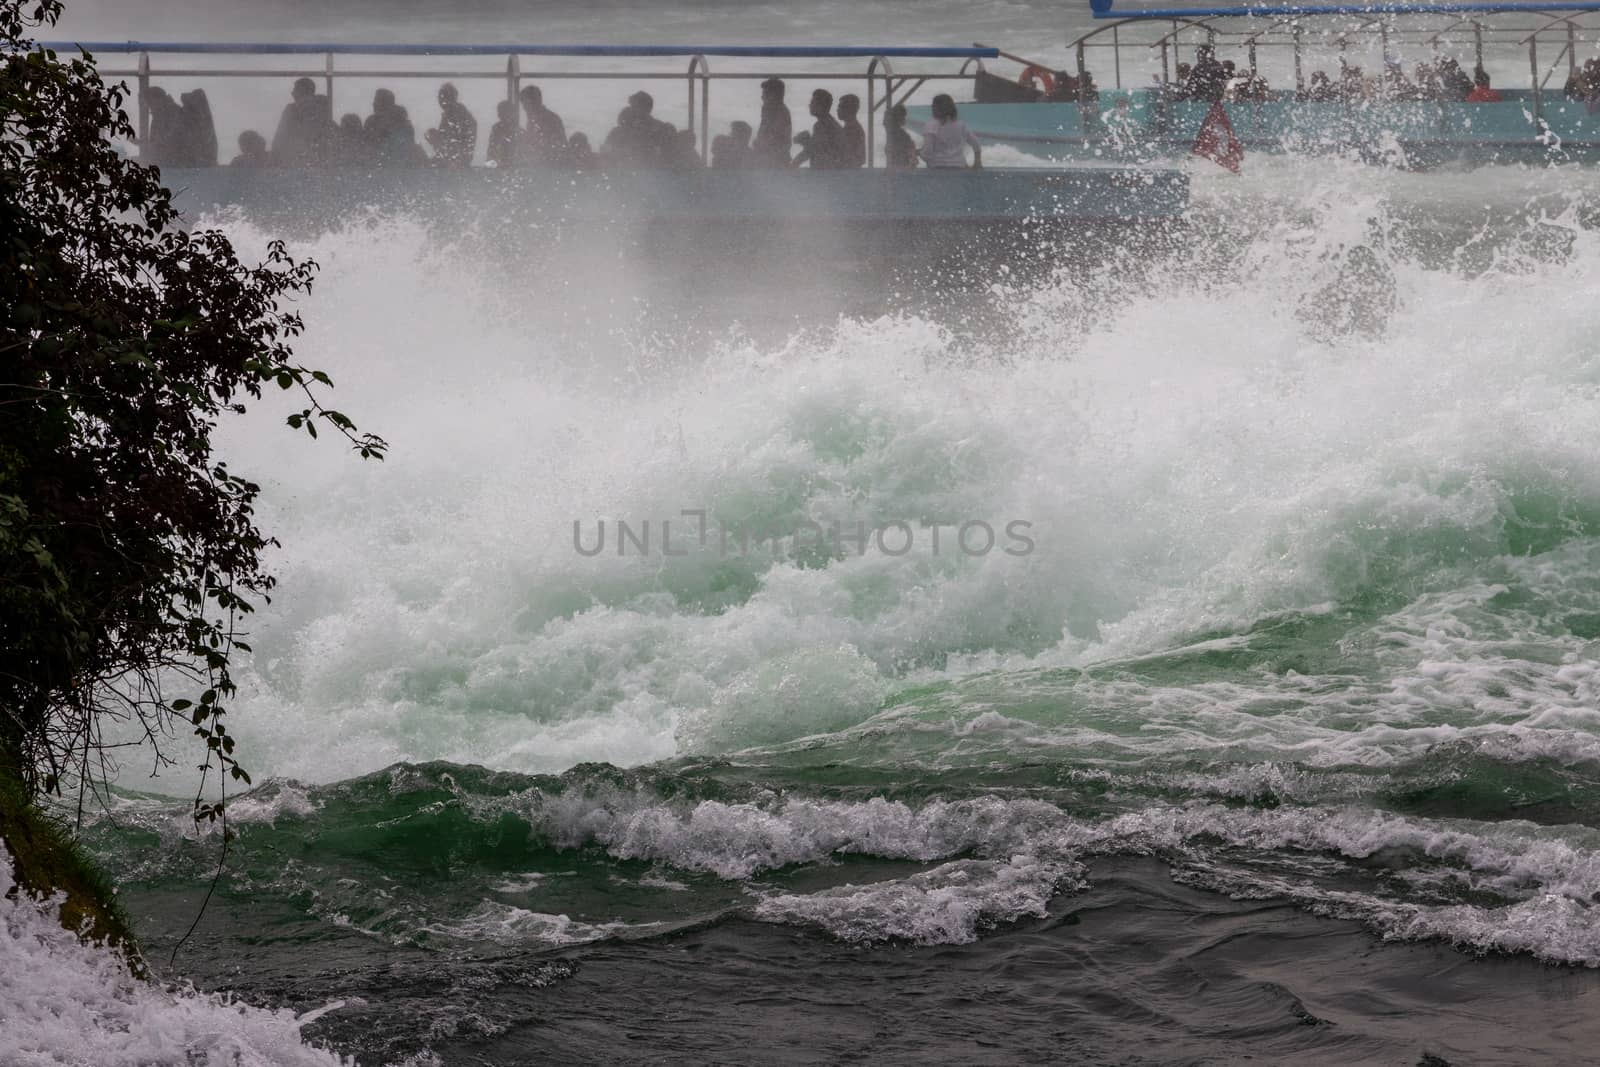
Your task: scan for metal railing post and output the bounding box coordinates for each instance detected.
[136,51,150,148]
[1077,41,1089,146]
[867,55,894,167]
[686,55,710,162]
[1294,26,1303,95]
[1378,26,1389,99]
[325,52,334,113]
[506,54,519,111]
[1530,37,1541,118]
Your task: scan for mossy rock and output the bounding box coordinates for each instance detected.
[0,758,146,978]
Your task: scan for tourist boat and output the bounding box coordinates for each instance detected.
[55,41,1189,263]
[906,1,1600,166]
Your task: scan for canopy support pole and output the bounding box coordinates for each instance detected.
[136,51,149,148]
[1530,36,1541,115]
[686,54,710,160]
[867,54,896,167]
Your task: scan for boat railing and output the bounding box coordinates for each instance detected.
[1060,2,1600,112]
[32,42,996,167]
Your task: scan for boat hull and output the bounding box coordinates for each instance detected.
[162,165,1190,279]
[164,165,1187,222]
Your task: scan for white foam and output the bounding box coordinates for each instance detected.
[0,842,351,1066]
[215,782,320,827]
[754,856,1080,944]
[417,901,655,946]
[506,787,1600,958]
[526,790,1069,880]
[108,184,1598,797]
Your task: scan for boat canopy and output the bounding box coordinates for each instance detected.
[28,41,997,168]
[1059,0,1600,94]
[34,43,998,59]
[1090,0,1600,17]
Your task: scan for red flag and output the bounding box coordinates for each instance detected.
[1191,100,1243,174]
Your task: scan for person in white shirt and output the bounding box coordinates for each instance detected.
[919,94,982,169]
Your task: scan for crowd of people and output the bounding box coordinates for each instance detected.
[138,76,985,171]
[1168,46,1271,102]
[1297,58,1503,102]
[1165,44,1521,104]
[140,86,219,166]
[1564,57,1600,103]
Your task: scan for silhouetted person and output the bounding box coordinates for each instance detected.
[566,132,598,170]
[426,82,477,166]
[1564,64,1587,101]
[1228,69,1266,102]
[627,90,677,165]
[1438,57,1473,101]
[180,89,217,166]
[920,93,981,169]
[1172,62,1193,100]
[753,77,792,167]
[669,128,703,168]
[837,93,865,168]
[488,100,517,167]
[365,88,421,166]
[885,103,917,169]
[1044,70,1080,103]
[1082,70,1101,103]
[518,85,567,165]
[272,76,333,166]
[1304,70,1336,102]
[1383,63,1414,100]
[712,120,753,168]
[139,86,184,165]
[1186,45,1228,102]
[333,113,368,166]
[1467,67,1503,102]
[603,107,649,168]
[1340,63,1368,100]
[795,88,846,168]
[1414,61,1442,100]
[230,130,269,167]
[1563,58,1600,102]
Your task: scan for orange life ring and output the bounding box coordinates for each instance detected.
[1019,64,1057,95]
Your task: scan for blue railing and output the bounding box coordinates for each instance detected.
[38,43,998,59]
[1090,0,1600,17]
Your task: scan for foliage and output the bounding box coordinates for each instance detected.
[0,0,385,821]
[0,754,144,975]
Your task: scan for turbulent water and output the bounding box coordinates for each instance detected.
[11,1,1600,1065]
